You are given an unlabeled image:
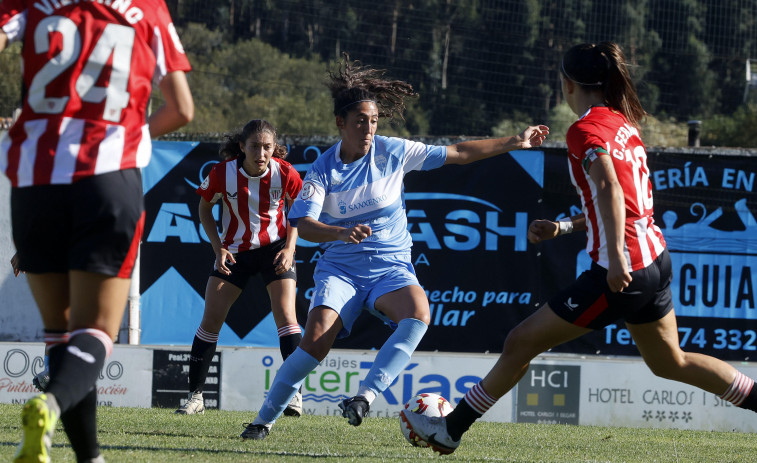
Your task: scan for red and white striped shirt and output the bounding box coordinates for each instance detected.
[0,0,191,187]
[566,106,666,272]
[197,157,303,253]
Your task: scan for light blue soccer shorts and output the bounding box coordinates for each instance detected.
[309,251,419,338]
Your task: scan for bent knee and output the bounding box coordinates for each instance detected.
[644,352,688,379]
[502,324,535,353]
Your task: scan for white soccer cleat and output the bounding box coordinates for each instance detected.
[400,411,460,455]
[175,392,205,415]
[283,391,302,417]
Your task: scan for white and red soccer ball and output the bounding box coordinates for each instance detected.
[399,393,454,447]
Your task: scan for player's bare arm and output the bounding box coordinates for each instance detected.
[148,70,194,137]
[528,214,586,243]
[274,225,298,275]
[444,125,549,165]
[0,29,7,52]
[589,155,632,292]
[198,198,234,275]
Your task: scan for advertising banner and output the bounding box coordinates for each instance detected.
[139,141,755,360]
[0,343,153,408]
[219,347,514,423]
[2,343,755,433]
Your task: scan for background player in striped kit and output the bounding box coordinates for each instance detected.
[239,54,548,440]
[176,119,304,416]
[0,0,194,461]
[402,41,757,455]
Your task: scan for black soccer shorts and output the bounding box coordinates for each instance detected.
[548,249,674,329]
[11,168,144,278]
[210,239,297,289]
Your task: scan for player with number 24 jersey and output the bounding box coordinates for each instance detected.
[0,0,191,187]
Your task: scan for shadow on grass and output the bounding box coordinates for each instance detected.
[2,440,336,458]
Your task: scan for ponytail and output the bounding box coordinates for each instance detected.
[561,42,646,128]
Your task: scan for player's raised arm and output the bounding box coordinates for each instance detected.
[444,125,549,165]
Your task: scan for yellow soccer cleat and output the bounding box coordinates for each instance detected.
[14,394,59,463]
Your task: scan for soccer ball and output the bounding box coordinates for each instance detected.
[399,393,454,447]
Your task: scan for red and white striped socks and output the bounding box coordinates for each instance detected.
[277,324,301,337]
[720,371,755,407]
[463,382,497,415]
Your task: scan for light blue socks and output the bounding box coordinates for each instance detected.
[254,347,319,425]
[360,318,428,399]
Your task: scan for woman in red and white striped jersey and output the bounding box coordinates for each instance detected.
[401,42,757,455]
[175,119,304,416]
[1,0,194,461]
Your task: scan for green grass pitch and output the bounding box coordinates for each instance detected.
[1,404,756,462]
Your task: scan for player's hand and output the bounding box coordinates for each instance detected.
[273,248,295,275]
[215,249,236,275]
[528,219,559,243]
[606,257,632,292]
[339,224,372,244]
[517,125,549,149]
[10,253,22,277]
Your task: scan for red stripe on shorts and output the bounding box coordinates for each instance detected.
[574,293,608,327]
[118,211,145,278]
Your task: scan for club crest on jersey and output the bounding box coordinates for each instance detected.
[301,182,316,200]
[338,200,347,215]
[373,153,388,171]
[270,187,283,201]
[200,176,210,190]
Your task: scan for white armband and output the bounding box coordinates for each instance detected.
[558,218,574,235]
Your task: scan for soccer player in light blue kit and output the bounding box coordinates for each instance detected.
[240,54,549,440]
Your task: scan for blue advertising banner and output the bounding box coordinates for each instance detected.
[139,141,755,360]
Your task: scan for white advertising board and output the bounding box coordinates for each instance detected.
[0,343,153,408]
[220,348,514,422]
[2,342,755,433]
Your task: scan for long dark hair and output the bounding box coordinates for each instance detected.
[327,53,417,121]
[218,119,288,161]
[561,42,646,128]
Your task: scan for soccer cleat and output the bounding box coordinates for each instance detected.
[32,370,50,392]
[240,423,270,440]
[175,392,205,415]
[14,393,60,463]
[400,411,460,455]
[338,396,370,426]
[283,391,302,417]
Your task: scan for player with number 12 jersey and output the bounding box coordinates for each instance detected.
[566,106,666,272]
[0,0,192,186]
